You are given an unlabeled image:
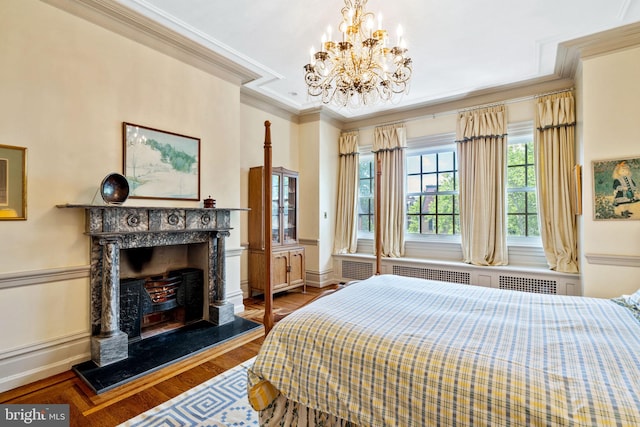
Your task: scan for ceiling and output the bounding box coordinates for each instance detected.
[114,0,640,120]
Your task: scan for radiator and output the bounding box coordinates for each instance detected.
[392,265,471,285]
[341,260,374,280]
[340,260,472,285]
[499,275,557,294]
[339,259,572,295]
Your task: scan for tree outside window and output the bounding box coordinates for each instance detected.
[406,149,459,235]
[358,159,375,233]
[356,125,538,240]
[507,137,539,237]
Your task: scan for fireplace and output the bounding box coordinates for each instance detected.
[58,204,247,367]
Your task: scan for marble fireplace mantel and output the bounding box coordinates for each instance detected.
[57,204,247,366]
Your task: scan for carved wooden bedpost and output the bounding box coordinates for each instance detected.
[375,157,382,275]
[263,121,274,334]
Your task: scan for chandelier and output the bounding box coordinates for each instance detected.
[304,0,412,108]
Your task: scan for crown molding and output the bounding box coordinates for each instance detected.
[321,22,640,129]
[41,0,259,87]
[42,1,640,128]
[556,21,640,78]
[240,89,300,123]
[339,76,574,130]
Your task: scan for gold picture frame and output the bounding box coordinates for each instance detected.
[573,164,582,215]
[0,144,27,220]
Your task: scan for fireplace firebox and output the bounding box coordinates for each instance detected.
[120,267,204,341]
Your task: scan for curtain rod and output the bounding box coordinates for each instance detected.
[342,120,406,134]
[340,128,361,134]
[534,87,574,98]
[457,87,575,112]
[458,102,506,113]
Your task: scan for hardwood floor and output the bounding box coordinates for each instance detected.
[0,287,334,427]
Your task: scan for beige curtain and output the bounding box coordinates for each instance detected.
[373,124,406,257]
[535,91,579,273]
[333,131,360,254]
[456,105,508,266]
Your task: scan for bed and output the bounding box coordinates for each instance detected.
[248,274,640,426]
[249,122,640,425]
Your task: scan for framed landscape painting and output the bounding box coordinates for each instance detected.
[123,122,200,201]
[592,155,640,220]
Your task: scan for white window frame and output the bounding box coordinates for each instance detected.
[404,132,459,243]
[357,154,376,237]
[506,121,541,247]
[355,122,541,250]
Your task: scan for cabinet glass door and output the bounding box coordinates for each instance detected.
[282,175,297,244]
[272,174,280,244]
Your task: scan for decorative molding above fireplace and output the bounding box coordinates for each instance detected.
[57,204,247,366]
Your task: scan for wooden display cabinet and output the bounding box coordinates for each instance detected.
[248,166,306,295]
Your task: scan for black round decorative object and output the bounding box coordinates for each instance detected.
[100,173,130,204]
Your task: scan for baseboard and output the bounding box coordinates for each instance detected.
[303,269,335,288]
[0,332,91,393]
[227,288,245,313]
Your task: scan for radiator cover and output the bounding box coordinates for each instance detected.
[336,257,580,296]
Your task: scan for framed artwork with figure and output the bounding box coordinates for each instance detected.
[123,122,200,201]
[592,155,640,220]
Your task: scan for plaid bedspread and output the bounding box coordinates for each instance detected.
[248,274,640,426]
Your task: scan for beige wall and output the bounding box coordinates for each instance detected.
[0,0,244,391]
[580,45,640,297]
[318,120,341,275]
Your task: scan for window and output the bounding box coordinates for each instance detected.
[358,158,375,233]
[506,129,539,237]
[355,123,538,241]
[406,146,459,235]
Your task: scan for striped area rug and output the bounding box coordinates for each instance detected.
[118,357,258,426]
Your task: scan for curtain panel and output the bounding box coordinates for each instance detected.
[333,131,360,254]
[373,124,406,258]
[456,105,508,266]
[535,91,579,273]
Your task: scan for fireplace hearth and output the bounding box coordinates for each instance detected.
[72,316,261,394]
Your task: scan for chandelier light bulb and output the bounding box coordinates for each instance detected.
[366,16,374,34]
[303,0,412,108]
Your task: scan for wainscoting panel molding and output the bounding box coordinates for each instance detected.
[585,253,640,267]
[0,266,90,290]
